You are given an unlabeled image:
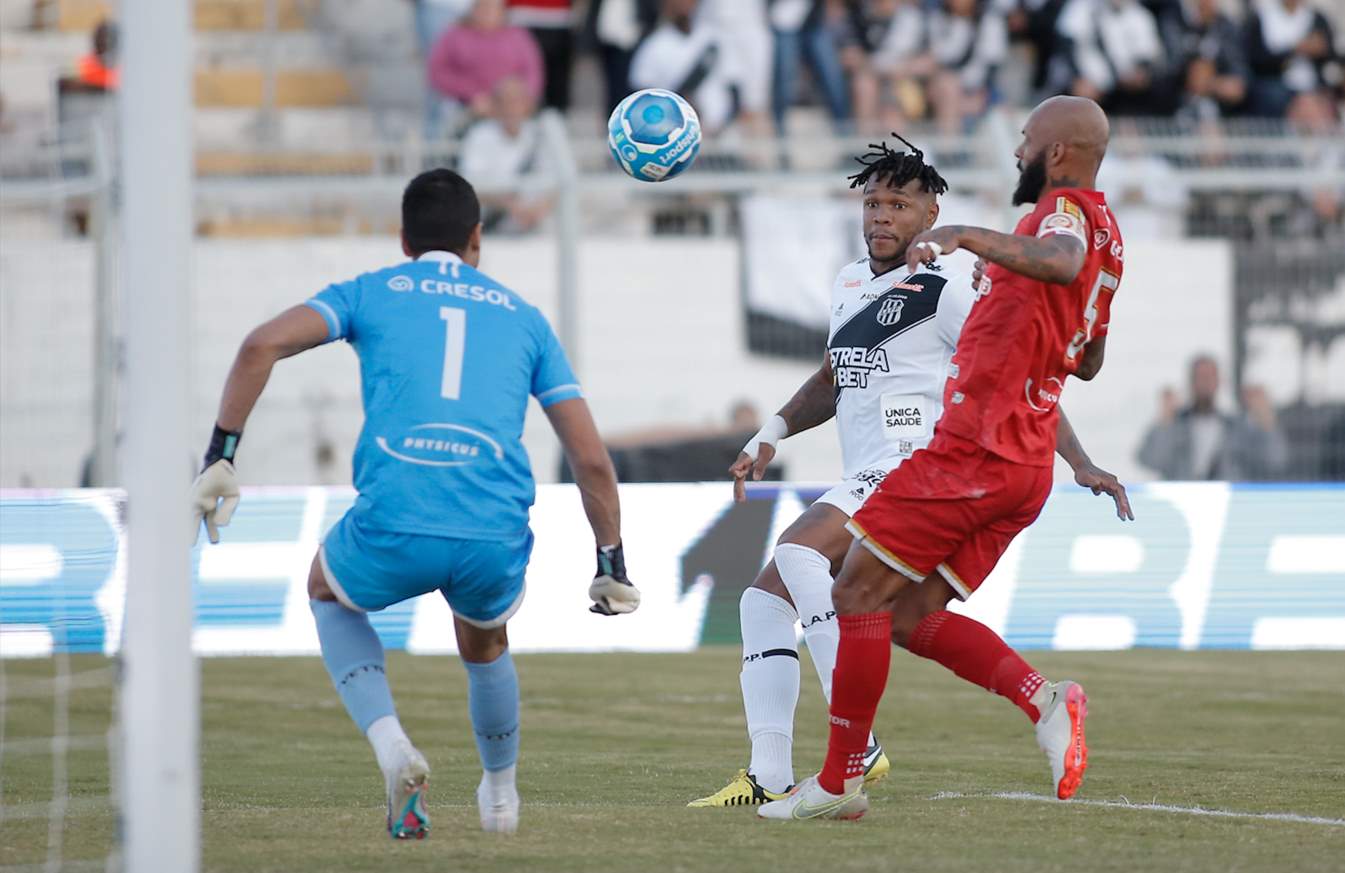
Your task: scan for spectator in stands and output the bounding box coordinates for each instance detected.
[1051,0,1166,114]
[458,77,554,233]
[1015,0,1068,93]
[508,0,575,111]
[411,0,474,56]
[847,0,1006,134]
[771,0,851,133]
[586,0,660,112]
[728,399,761,433]
[1323,408,1345,481]
[630,0,740,135]
[844,0,933,133]
[76,19,119,92]
[1137,354,1290,481]
[925,0,1009,133]
[427,0,544,132]
[586,400,780,483]
[1158,0,1248,123]
[699,0,774,134]
[1245,0,1340,120]
[412,0,473,137]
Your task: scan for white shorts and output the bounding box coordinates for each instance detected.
[812,463,904,517]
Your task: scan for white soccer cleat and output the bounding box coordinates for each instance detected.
[477,774,521,833]
[1034,680,1089,800]
[756,775,869,822]
[385,743,430,840]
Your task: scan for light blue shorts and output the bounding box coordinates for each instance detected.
[319,511,533,628]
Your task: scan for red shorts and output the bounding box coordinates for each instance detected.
[847,431,1052,599]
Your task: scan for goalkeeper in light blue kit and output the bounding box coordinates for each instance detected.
[189,169,640,839]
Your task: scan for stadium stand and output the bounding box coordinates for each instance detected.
[2,0,1342,487]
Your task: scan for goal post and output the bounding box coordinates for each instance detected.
[117,0,199,869]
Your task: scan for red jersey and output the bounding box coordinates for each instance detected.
[939,188,1123,466]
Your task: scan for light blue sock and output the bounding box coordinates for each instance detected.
[311,599,396,732]
[463,650,520,772]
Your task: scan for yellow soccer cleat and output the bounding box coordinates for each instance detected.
[863,743,891,786]
[688,770,791,808]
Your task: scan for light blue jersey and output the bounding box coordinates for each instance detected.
[306,250,581,542]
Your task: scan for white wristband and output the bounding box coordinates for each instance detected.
[741,415,788,460]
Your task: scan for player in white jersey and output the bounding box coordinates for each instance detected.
[690,136,1123,807]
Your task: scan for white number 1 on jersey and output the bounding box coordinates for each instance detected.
[439,306,466,400]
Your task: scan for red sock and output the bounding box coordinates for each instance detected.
[908,610,1045,722]
[818,613,892,795]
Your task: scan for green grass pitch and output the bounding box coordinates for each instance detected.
[3,649,1342,872]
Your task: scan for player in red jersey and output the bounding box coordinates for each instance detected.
[759,96,1126,822]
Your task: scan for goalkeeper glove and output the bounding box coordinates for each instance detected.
[589,543,640,616]
[191,424,242,544]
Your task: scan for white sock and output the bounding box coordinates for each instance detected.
[366,714,411,775]
[481,763,517,797]
[776,542,879,750]
[739,587,800,794]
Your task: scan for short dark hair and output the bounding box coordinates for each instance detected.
[847,133,948,196]
[402,168,481,256]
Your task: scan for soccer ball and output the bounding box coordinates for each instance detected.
[607,89,702,183]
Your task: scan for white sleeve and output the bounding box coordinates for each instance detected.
[628,33,665,89]
[457,124,493,180]
[936,270,978,349]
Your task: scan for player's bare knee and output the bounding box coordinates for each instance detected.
[832,543,909,615]
[777,504,851,572]
[455,618,509,664]
[889,601,924,649]
[750,560,792,605]
[890,572,954,647]
[307,554,336,602]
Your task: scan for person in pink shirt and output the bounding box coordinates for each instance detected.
[428,0,545,123]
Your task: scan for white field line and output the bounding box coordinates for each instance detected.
[931,791,1345,827]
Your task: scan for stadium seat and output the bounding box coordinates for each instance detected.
[194,68,358,109]
[48,0,315,32]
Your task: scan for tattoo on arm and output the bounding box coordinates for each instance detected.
[778,362,837,436]
[955,225,1085,285]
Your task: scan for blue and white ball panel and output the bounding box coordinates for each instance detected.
[321,509,533,627]
[607,88,702,183]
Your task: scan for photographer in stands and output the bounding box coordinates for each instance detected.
[1137,354,1290,481]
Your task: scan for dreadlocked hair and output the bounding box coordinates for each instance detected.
[847,132,948,195]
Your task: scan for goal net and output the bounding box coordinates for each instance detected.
[1,119,124,871]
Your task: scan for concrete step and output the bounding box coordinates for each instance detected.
[195,30,334,66]
[194,106,378,149]
[196,213,384,237]
[0,27,332,65]
[195,67,359,108]
[195,148,374,175]
[45,0,318,32]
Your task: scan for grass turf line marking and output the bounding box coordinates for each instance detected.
[930,792,1345,827]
